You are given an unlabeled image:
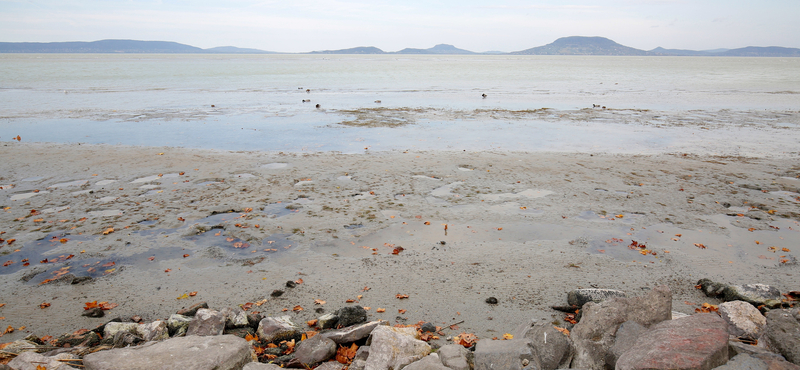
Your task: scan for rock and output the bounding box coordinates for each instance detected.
[294,334,337,366]
[571,285,672,369]
[167,314,192,337]
[186,308,226,336]
[405,353,450,370]
[286,280,297,288]
[271,289,284,297]
[486,297,498,304]
[103,322,140,338]
[335,306,367,328]
[314,362,348,370]
[176,301,209,316]
[112,331,144,348]
[719,301,767,339]
[348,345,370,370]
[247,312,263,329]
[711,353,769,370]
[83,307,105,318]
[520,322,573,370]
[474,338,536,370]
[8,352,80,370]
[319,313,339,329]
[137,320,168,342]
[83,334,254,370]
[607,321,646,369]
[321,320,388,344]
[256,316,302,343]
[420,322,437,333]
[567,288,627,307]
[437,344,472,370]
[225,327,256,338]
[724,285,783,309]
[0,340,42,354]
[91,317,122,335]
[616,313,729,370]
[242,363,283,370]
[728,340,787,360]
[365,326,431,370]
[54,329,102,347]
[698,278,728,298]
[762,308,800,365]
[220,307,250,329]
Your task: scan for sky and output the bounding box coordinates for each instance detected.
[1,0,799,53]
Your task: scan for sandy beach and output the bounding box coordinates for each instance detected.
[0,142,797,342]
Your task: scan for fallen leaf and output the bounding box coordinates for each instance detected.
[782,248,791,252]
[424,221,431,225]
[164,268,171,273]
[244,333,258,342]
[148,256,155,261]
[398,309,407,314]
[39,302,51,309]
[503,333,513,340]
[553,327,570,336]
[292,305,303,311]
[307,319,318,327]
[694,243,707,249]
[345,299,356,303]
[314,299,326,305]
[396,294,409,299]
[183,254,190,258]
[177,293,189,300]
[102,227,114,235]
[189,292,197,297]
[376,308,386,313]
[295,278,304,284]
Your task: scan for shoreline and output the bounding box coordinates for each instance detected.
[0,142,798,342]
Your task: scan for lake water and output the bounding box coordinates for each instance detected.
[1,54,799,154]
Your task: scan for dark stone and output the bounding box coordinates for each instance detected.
[176,301,209,316]
[335,306,368,328]
[728,340,788,362]
[247,312,263,329]
[616,313,729,370]
[82,307,105,318]
[23,334,45,345]
[112,331,144,348]
[71,276,94,284]
[271,289,284,297]
[285,280,297,288]
[91,317,122,335]
[567,288,627,307]
[54,329,102,347]
[420,322,437,333]
[697,278,728,298]
[486,297,498,304]
[762,308,800,365]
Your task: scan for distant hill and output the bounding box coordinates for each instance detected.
[395,44,475,54]
[511,36,648,56]
[720,46,800,57]
[648,47,724,56]
[0,39,276,54]
[310,46,386,54]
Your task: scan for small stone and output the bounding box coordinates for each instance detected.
[420,322,437,333]
[724,284,783,309]
[82,307,105,318]
[485,297,498,304]
[167,314,192,337]
[271,289,284,297]
[285,280,297,288]
[294,334,337,366]
[186,308,226,336]
[438,344,472,370]
[104,322,140,339]
[762,308,800,365]
[405,353,451,370]
[257,316,302,343]
[567,288,626,307]
[335,306,367,327]
[8,352,79,370]
[318,313,339,330]
[321,320,388,344]
[177,301,209,316]
[55,329,102,348]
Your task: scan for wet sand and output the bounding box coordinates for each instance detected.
[0,142,798,342]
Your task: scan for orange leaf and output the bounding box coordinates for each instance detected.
[396,294,409,299]
[314,299,326,305]
[102,227,114,235]
[295,278,304,284]
[424,221,430,225]
[39,302,51,309]
[84,301,99,310]
[189,292,197,297]
[553,326,570,336]
[398,309,406,314]
[244,333,258,341]
[307,319,318,327]
[292,305,303,311]
[183,254,190,258]
[376,308,386,313]
[345,299,355,303]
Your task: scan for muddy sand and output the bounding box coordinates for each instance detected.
[0,142,798,342]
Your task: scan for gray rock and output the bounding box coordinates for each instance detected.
[186,308,226,336]
[167,313,192,337]
[420,322,437,333]
[84,335,254,370]
[519,322,572,370]
[348,345,370,370]
[335,306,368,328]
[112,331,144,348]
[294,334,337,366]
[242,363,284,370]
[711,353,768,370]
[405,353,450,370]
[256,316,302,343]
[137,320,168,342]
[567,288,626,307]
[54,329,102,348]
[724,284,783,309]
[365,326,431,370]
[437,344,472,370]
[321,320,389,344]
[728,340,787,360]
[103,322,140,338]
[220,307,250,329]
[318,313,339,329]
[607,321,646,369]
[698,278,728,298]
[719,301,767,339]
[474,339,536,370]
[8,352,80,370]
[315,362,348,370]
[83,307,105,318]
[762,308,800,365]
[616,313,729,370]
[571,285,672,369]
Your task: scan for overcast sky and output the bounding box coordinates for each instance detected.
[1,0,798,53]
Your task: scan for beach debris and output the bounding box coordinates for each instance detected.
[485,297,498,304]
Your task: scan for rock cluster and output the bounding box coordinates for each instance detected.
[1,283,798,370]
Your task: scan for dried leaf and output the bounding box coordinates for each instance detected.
[553,326,570,336]
[376,308,386,313]
[189,292,197,297]
[307,319,318,327]
[314,299,326,305]
[502,333,513,340]
[295,278,304,284]
[396,294,409,299]
[39,302,51,309]
[292,305,303,311]
[177,293,189,300]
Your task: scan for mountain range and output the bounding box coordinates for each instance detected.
[1,37,799,57]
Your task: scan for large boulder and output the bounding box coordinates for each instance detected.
[256,316,302,343]
[83,335,254,370]
[519,323,572,370]
[607,321,646,369]
[571,285,672,369]
[761,308,800,365]
[186,308,226,336]
[719,301,767,339]
[404,353,450,370]
[567,288,626,307]
[294,334,337,367]
[364,326,431,370]
[724,284,783,309]
[616,313,729,370]
[437,344,472,370]
[474,339,536,370]
[8,352,79,370]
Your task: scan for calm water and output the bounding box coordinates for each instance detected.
[1,54,799,154]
